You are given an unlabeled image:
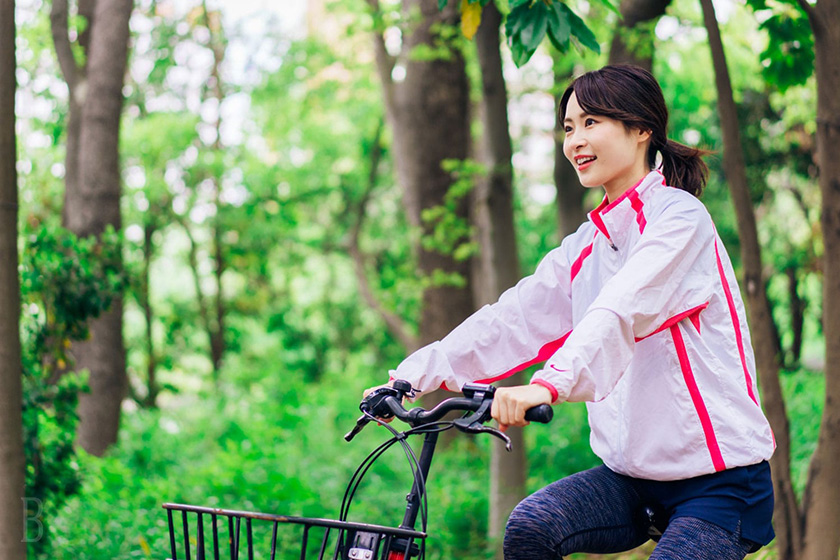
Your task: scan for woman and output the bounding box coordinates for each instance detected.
[368,65,775,559]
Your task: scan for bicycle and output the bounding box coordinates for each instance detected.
[163,379,553,560]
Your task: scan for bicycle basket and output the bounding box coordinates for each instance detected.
[163,503,426,560]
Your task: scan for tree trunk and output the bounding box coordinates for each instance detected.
[51,0,94,226]
[201,3,226,380]
[402,1,473,347]
[553,64,586,238]
[368,0,474,348]
[60,0,133,456]
[473,4,526,557]
[180,217,218,366]
[786,266,804,365]
[798,2,840,559]
[608,0,672,71]
[698,1,802,557]
[142,222,159,407]
[0,0,26,556]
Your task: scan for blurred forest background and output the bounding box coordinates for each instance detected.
[1,0,839,558]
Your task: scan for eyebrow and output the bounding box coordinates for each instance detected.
[563,111,591,124]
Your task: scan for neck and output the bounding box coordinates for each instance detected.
[604,168,650,203]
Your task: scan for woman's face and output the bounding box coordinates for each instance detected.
[562,92,651,202]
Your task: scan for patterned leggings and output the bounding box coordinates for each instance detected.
[504,466,755,560]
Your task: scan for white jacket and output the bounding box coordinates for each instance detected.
[391,171,775,481]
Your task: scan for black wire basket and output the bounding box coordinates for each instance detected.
[163,503,426,560]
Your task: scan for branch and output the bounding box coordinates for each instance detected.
[173,214,214,345]
[348,119,419,352]
[364,0,396,114]
[49,0,81,91]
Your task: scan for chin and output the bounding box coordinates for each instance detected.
[578,178,603,189]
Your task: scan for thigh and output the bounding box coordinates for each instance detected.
[650,517,754,560]
[504,466,649,560]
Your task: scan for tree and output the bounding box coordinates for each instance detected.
[50,0,133,455]
[176,3,230,382]
[696,1,812,558]
[787,1,840,558]
[0,0,26,556]
[473,3,526,556]
[366,0,475,350]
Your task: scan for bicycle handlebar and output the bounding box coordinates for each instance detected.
[345,379,553,446]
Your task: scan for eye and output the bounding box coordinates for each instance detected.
[564,125,573,133]
[584,117,597,126]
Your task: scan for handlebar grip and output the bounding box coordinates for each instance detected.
[524,404,553,424]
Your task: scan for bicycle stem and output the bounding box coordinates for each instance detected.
[399,430,439,530]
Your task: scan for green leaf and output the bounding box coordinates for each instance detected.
[438,0,450,10]
[546,2,571,52]
[587,0,620,16]
[556,2,600,54]
[505,1,549,67]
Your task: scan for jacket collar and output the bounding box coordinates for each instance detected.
[587,171,665,245]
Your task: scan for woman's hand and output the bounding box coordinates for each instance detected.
[491,384,554,432]
[362,380,397,423]
[363,380,394,399]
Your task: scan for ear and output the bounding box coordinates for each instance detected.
[637,129,652,144]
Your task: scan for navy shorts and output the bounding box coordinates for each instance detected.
[623,460,775,547]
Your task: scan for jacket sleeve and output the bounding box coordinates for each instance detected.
[531,197,716,403]
[389,243,575,394]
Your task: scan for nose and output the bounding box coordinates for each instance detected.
[564,130,587,161]
[568,130,587,151]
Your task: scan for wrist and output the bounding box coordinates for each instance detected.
[530,379,559,403]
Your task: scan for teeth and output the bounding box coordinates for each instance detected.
[576,156,596,164]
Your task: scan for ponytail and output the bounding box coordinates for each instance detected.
[651,138,710,198]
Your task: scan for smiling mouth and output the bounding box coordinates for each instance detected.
[575,156,596,168]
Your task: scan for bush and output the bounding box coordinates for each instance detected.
[20,224,124,555]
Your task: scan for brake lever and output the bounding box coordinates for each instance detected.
[450,396,513,450]
[344,415,370,442]
[460,422,512,451]
[347,383,411,442]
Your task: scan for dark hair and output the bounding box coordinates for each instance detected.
[559,65,709,197]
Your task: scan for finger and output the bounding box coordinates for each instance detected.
[500,394,514,426]
[516,401,528,427]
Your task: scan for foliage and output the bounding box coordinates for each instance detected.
[506,0,601,66]
[744,0,814,91]
[421,159,481,264]
[19,223,126,554]
[436,0,606,66]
